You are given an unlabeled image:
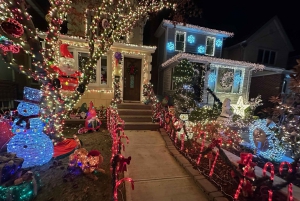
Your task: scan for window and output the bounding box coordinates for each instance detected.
[205,36,215,56]
[208,64,244,94]
[257,49,276,65]
[175,31,186,52]
[77,52,108,86]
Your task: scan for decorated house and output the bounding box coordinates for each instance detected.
[155,20,264,105]
[39,0,156,108]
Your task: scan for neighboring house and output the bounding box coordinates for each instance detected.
[155,20,264,105]
[223,16,294,106]
[40,0,155,108]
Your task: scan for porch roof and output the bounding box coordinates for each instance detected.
[161,53,265,70]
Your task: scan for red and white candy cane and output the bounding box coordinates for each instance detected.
[196,132,206,165]
[263,162,275,201]
[114,178,134,201]
[209,149,219,177]
[234,153,253,200]
[279,161,293,201]
[181,133,185,151]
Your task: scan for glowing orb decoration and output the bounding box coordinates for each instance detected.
[7,132,54,168]
[187,35,195,44]
[231,96,249,118]
[197,46,205,54]
[249,119,285,162]
[167,42,175,51]
[215,39,223,47]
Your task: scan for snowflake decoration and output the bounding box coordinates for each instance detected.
[197,46,205,54]
[167,42,175,51]
[216,39,223,47]
[187,35,195,44]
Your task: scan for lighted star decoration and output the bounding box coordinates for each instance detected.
[231,96,249,118]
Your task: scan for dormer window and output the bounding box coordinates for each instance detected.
[175,31,186,52]
[205,36,216,56]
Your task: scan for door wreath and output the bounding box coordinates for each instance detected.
[127,65,138,76]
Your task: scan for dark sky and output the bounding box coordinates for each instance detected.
[144,0,300,53]
[31,0,300,53]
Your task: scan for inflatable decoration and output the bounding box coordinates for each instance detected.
[78,101,101,134]
[51,43,81,91]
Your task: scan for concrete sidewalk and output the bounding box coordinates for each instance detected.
[122,130,209,201]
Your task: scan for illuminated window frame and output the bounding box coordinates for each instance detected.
[175,31,186,52]
[205,36,216,56]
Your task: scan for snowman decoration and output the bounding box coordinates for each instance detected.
[7,87,54,168]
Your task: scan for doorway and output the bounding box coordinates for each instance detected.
[123,57,142,101]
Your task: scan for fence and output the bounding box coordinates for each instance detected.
[107,106,134,201]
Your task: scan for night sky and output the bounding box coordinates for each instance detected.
[144,0,300,53]
[31,0,300,53]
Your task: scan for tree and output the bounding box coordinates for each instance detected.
[0,0,176,141]
[172,59,195,113]
[261,60,300,158]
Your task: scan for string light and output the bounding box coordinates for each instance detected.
[231,96,250,118]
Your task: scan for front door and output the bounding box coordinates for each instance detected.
[123,57,141,101]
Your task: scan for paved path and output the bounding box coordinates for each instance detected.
[123,130,209,201]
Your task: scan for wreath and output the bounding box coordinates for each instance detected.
[220,71,234,88]
[127,65,138,76]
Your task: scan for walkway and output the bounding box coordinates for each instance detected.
[123,130,208,201]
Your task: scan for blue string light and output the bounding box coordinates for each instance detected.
[187,35,195,44]
[215,39,223,47]
[197,46,205,54]
[17,102,40,116]
[248,119,285,162]
[167,42,175,51]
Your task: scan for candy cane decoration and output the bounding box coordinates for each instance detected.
[209,149,219,177]
[234,153,253,200]
[263,162,275,201]
[196,132,206,165]
[181,133,185,151]
[279,161,293,201]
[114,178,134,201]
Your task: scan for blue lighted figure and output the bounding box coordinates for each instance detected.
[8,87,54,168]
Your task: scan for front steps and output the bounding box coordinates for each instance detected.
[117,103,160,130]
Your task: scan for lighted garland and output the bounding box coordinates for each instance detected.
[220,71,234,88]
[248,119,285,162]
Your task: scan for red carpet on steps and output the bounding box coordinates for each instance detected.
[53,139,77,158]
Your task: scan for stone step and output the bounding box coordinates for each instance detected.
[117,103,152,110]
[124,122,160,130]
[118,109,152,116]
[120,115,152,122]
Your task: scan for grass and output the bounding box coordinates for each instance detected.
[29,126,125,201]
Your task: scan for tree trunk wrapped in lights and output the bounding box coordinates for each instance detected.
[0,0,177,142]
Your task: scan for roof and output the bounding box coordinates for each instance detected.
[225,16,294,51]
[161,53,265,70]
[155,19,234,38]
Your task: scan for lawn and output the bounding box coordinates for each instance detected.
[29,126,125,201]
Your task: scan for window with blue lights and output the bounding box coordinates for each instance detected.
[208,64,244,94]
[205,36,215,56]
[187,35,195,44]
[215,39,223,48]
[175,31,186,52]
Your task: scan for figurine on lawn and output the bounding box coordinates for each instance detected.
[78,101,101,134]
